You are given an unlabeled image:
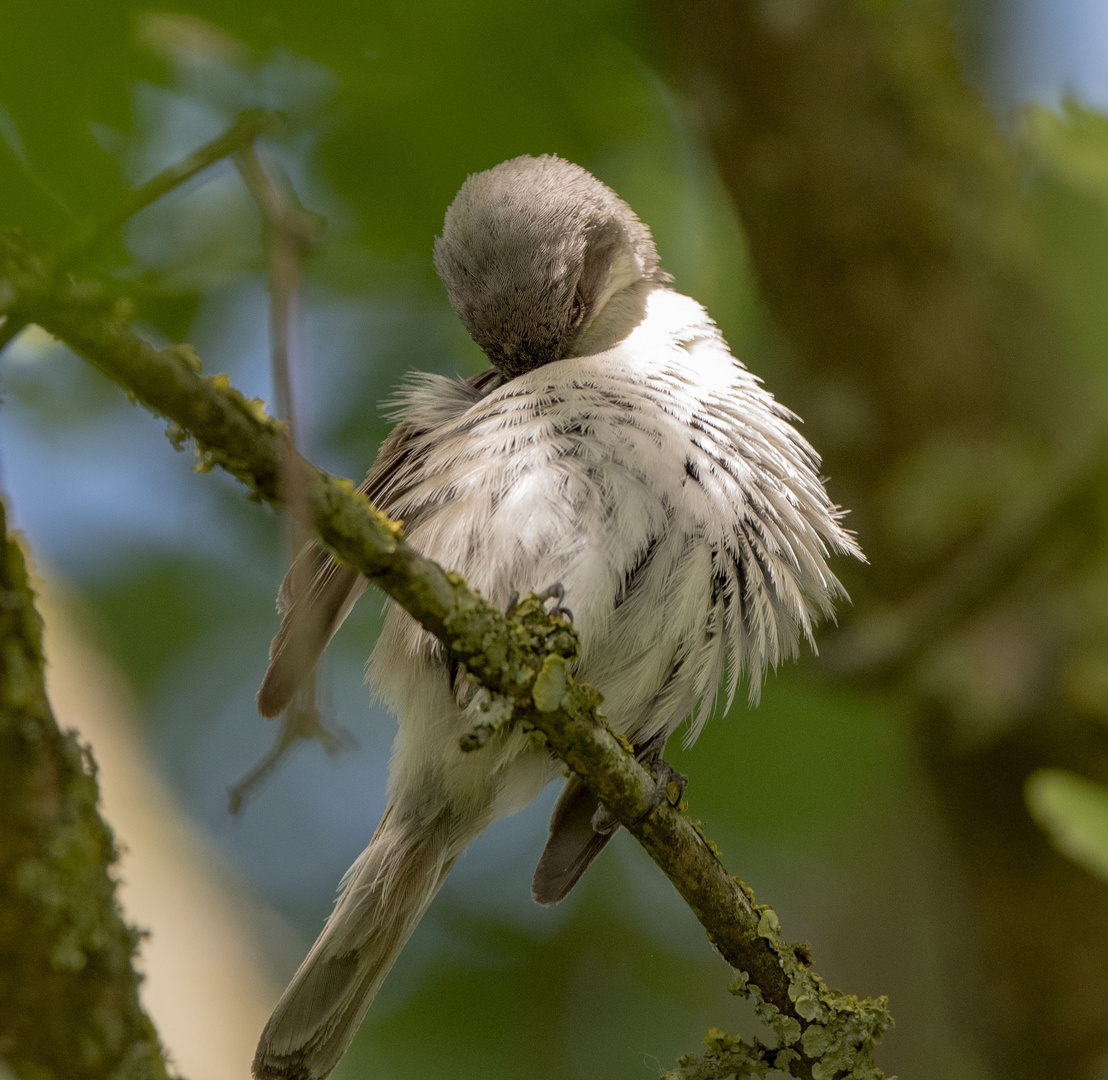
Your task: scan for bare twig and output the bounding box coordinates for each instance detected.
[64,108,286,266]
[233,143,324,444]
[227,680,354,815]
[49,104,340,810]
[227,142,343,813]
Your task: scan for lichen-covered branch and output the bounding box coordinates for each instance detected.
[0,224,890,1079]
[0,497,172,1080]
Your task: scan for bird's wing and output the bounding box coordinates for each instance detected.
[256,369,502,719]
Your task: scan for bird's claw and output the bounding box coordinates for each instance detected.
[535,581,573,624]
[589,756,688,836]
[591,803,620,835]
[654,758,688,807]
[634,757,687,825]
[507,582,573,623]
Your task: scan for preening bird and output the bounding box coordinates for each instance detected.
[252,154,863,1080]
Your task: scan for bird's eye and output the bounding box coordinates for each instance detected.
[570,294,584,326]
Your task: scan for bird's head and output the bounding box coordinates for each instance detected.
[433,154,670,379]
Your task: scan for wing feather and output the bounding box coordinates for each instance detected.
[256,371,501,718]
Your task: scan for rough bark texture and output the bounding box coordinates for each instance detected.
[645,1,1108,1076]
[0,497,172,1080]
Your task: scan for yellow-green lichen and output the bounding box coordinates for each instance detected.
[659,1025,774,1080]
[532,654,568,712]
[459,692,516,752]
[161,342,201,372]
[717,893,892,1079]
[443,588,579,697]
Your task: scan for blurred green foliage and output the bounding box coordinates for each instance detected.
[1023,102,1108,389]
[6,3,1108,1079]
[1026,768,1108,881]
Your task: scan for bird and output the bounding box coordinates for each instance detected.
[251,153,863,1080]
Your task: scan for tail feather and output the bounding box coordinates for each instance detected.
[253,805,457,1080]
[532,776,616,905]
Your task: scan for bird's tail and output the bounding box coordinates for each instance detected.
[253,801,461,1080]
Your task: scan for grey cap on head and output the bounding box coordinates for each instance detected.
[434,154,671,379]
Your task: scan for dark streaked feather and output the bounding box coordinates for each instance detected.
[257,370,501,719]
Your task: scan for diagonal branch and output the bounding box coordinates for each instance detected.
[64,109,287,267]
[0,226,891,1080]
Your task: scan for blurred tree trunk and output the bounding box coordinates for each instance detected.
[645,1,1108,1077]
[0,497,172,1080]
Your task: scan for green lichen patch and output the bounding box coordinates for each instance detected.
[458,691,516,752]
[313,474,404,559]
[443,587,579,697]
[659,1026,775,1079]
[532,654,568,712]
[717,894,892,1080]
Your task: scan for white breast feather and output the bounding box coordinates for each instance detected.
[373,285,860,752]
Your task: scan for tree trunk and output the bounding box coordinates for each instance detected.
[645,1,1108,1076]
[0,496,172,1080]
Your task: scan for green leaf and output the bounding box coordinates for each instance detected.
[1025,768,1108,880]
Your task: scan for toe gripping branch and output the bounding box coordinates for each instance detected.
[593,747,688,835]
[509,581,574,625]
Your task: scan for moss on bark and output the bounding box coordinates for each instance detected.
[0,498,171,1080]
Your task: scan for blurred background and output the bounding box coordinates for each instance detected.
[3,1,1108,1078]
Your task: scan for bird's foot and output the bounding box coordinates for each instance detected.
[589,756,687,834]
[507,582,573,624]
[651,757,688,809]
[590,803,620,835]
[535,581,573,624]
[635,757,688,825]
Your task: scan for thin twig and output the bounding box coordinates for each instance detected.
[234,143,324,444]
[63,109,286,267]
[227,142,340,813]
[227,679,354,815]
